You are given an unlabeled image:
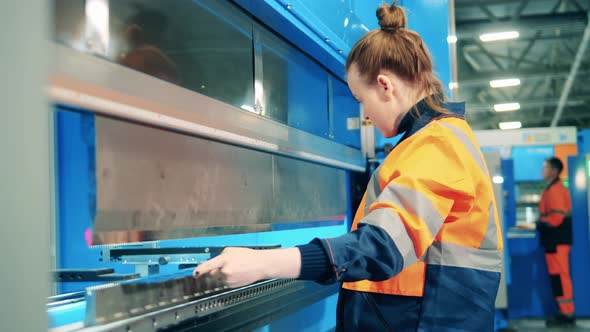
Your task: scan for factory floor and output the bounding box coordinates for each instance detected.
[507,319,590,331]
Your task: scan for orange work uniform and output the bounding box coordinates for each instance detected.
[538,178,574,315]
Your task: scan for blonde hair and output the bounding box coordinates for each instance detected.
[346,1,448,115]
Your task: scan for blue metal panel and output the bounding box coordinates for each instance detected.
[232,0,384,81]
[502,159,516,230]
[253,293,339,332]
[507,236,555,318]
[232,0,346,79]
[578,129,590,154]
[47,301,86,328]
[568,155,590,316]
[331,77,361,149]
[512,145,554,182]
[55,108,137,294]
[402,0,451,89]
[286,50,330,137]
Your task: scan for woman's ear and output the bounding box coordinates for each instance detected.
[376,74,394,100]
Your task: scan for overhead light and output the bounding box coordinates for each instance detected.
[492,176,504,184]
[490,78,521,88]
[494,103,520,112]
[480,31,519,42]
[447,35,458,44]
[499,121,522,130]
[448,82,459,90]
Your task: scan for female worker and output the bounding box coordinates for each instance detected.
[194,2,503,331]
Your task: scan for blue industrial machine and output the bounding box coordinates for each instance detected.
[47,0,453,331]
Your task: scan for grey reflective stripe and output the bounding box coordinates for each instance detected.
[425,241,502,272]
[364,172,381,216]
[377,182,444,238]
[480,202,499,250]
[360,209,419,270]
[558,299,574,304]
[438,122,487,176]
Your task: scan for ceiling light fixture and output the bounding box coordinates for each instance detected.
[480,31,519,42]
[490,78,521,88]
[494,103,521,112]
[499,121,522,130]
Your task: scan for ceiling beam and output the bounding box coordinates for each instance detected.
[466,96,590,112]
[566,0,584,12]
[456,12,587,35]
[551,12,590,126]
[456,0,527,8]
[458,67,590,87]
[513,0,530,19]
[515,32,539,68]
[478,4,499,22]
[468,108,590,129]
[473,42,504,70]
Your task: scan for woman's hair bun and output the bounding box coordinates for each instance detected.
[376,1,407,30]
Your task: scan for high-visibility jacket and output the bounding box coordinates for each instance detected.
[298,100,503,331]
[538,179,572,252]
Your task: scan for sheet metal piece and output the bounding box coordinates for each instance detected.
[92,115,347,245]
[50,45,365,172]
[84,272,295,327]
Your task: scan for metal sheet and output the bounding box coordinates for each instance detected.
[50,44,365,172]
[93,116,347,244]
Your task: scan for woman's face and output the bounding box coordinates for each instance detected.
[347,64,406,138]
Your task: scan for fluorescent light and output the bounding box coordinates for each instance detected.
[448,82,459,90]
[494,103,520,112]
[490,78,521,88]
[492,176,504,184]
[499,121,522,130]
[447,36,458,44]
[241,105,256,113]
[480,31,519,42]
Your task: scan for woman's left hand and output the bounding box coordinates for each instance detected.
[193,247,301,289]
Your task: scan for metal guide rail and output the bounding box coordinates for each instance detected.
[60,273,337,332]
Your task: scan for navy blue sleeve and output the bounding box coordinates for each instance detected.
[296,224,404,284]
[296,239,331,281]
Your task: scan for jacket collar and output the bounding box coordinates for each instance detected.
[396,97,466,145]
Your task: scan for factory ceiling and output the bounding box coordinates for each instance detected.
[454,0,590,130]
